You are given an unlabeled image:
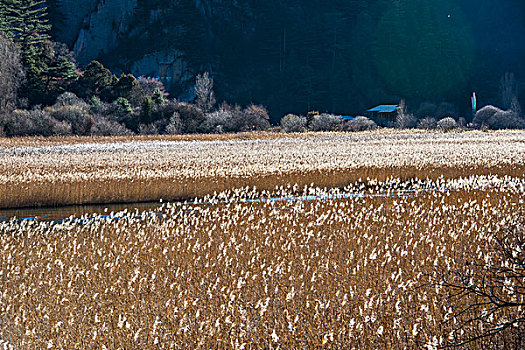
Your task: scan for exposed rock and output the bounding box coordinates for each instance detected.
[58,0,137,64]
[55,0,98,46]
[131,51,196,101]
[131,51,189,82]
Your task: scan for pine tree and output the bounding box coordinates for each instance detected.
[0,0,16,38]
[77,60,116,99]
[5,0,53,104]
[2,0,77,104]
[0,2,8,36]
[41,41,78,96]
[9,0,51,59]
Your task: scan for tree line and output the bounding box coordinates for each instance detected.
[0,0,271,137]
[0,0,523,137]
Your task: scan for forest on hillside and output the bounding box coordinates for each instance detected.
[47,0,525,118]
[0,0,524,136]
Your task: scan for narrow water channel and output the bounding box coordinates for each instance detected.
[0,201,164,222]
[0,190,420,223]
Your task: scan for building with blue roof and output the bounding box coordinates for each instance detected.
[368,105,399,113]
[367,105,399,125]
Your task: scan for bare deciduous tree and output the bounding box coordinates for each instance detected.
[438,218,525,348]
[195,72,216,113]
[0,34,24,113]
[395,99,417,129]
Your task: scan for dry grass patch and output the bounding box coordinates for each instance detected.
[0,177,524,348]
[1,131,525,208]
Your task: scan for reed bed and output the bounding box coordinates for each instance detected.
[0,131,289,149]
[0,177,524,348]
[1,131,525,208]
[0,129,457,148]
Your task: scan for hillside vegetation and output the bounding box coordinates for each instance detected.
[49,0,525,117]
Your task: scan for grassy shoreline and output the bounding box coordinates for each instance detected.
[1,130,525,209]
[2,165,525,210]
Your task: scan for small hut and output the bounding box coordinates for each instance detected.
[367,105,399,124]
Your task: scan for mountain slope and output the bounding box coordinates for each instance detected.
[51,0,525,118]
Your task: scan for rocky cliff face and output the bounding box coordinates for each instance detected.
[54,0,247,99]
[57,0,137,64]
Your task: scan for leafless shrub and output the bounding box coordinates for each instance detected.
[0,34,24,113]
[205,109,234,133]
[195,72,216,113]
[2,108,60,136]
[90,117,131,136]
[474,105,525,130]
[311,113,343,131]
[138,123,159,135]
[488,110,525,130]
[150,99,177,122]
[395,113,417,129]
[439,219,525,348]
[51,120,73,136]
[395,100,417,129]
[437,117,457,131]
[211,104,271,132]
[52,105,94,135]
[417,117,437,130]
[242,104,271,131]
[137,77,166,97]
[280,114,307,133]
[214,104,244,132]
[177,103,205,134]
[458,117,467,129]
[165,112,182,135]
[54,92,85,108]
[345,116,377,132]
[474,105,503,127]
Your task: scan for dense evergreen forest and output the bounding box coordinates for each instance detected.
[48,0,524,119]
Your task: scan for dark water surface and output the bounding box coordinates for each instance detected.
[0,201,164,222]
[0,190,422,223]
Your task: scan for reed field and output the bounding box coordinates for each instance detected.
[1,130,525,208]
[0,177,524,348]
[0,130,524,348]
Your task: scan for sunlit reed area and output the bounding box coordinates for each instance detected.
[1,130,525,209]
[1,176,524,348]
[2,0,525,348]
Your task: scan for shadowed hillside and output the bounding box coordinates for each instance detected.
[31,0,525,118]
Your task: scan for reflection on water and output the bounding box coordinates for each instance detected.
[0,201,164,222]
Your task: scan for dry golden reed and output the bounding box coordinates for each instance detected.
[0,177,524,349]
[1,130,525,208]
[1,130,524,348]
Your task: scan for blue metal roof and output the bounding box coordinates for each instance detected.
[368,105,399,113]
[339,115,355,120]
